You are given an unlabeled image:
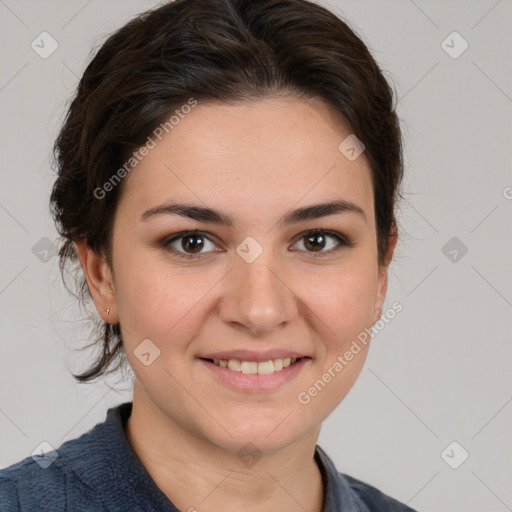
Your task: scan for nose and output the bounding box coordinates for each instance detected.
[218,250,299,336]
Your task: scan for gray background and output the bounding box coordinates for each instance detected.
[0,1,511,510]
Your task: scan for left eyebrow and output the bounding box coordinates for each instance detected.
[139,199,366,225]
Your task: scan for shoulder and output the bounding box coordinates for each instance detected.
[0,429,107,512]
[342,472,417,512]
[1,454,67,511]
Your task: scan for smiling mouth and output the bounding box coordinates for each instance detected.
[200,357,309,375]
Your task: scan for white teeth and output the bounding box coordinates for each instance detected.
[273,358,283,371]
[241,361,258,374]
[211,357,302,374]
[257,361,274,374]
[227,359,241,371]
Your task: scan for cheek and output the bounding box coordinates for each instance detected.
[113,251,220,351]
[294,268,376,416]
[112,249,177,342]
[303,261,378,345]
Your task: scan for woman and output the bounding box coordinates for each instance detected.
[0,0,415,510]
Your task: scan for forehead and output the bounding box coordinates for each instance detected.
[117,97,374,226]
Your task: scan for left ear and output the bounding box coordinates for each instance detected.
[74,240,118,324]
[372,227,398,325]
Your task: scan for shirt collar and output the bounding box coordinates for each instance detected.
[315,444,365,511]
[66,402,177,511]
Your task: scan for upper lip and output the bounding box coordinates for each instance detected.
[199,350,308,362]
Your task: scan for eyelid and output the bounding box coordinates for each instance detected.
[290,229,354,255]
[161,229,353,259]
[161,230,221,255]
[292,229,353,246]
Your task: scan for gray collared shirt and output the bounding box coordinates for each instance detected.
[0,402,417,511]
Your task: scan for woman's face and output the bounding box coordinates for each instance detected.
[102,97,393,454]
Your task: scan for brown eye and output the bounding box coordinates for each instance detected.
[181,234,205,253]
[303,232,328,252]
[292,230,353,256]
[162,231,218,259]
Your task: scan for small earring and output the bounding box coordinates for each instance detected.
[106,308,110,315]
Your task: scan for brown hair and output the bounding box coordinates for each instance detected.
[50,0,404,382]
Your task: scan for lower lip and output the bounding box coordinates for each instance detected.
[199,358,310,392]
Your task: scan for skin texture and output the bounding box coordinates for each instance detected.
[75,96,397,512]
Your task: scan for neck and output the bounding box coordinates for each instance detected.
[125,384,325,512]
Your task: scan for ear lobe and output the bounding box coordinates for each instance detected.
[74,240,118,323]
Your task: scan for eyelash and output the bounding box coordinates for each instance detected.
[160,229,354,260]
